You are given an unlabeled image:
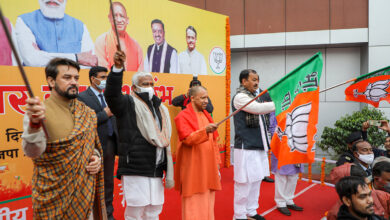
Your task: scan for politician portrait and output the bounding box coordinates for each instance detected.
[144,19,178,73]
[178,26,207,75]
[95,1,143,71]
[15,0,97,67]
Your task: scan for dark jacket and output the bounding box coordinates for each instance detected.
[232,91,269,150]
[337,204,385,220]
[104,69,167,179]
[77,87,118,151]
[337,150,356,166]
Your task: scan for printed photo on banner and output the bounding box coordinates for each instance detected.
[0,0,227,76]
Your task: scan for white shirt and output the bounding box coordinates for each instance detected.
[178,48,207,75]
[15,17,94,67]
[90,86,106,106]
[143,42,178,73]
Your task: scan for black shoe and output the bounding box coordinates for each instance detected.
[248,214,266,220]
[263,176,274,183]
[277,207,291,216]
[287,204,304,211]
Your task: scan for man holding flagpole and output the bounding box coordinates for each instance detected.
[232,69,275,220]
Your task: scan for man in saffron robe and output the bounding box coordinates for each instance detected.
[21,58,106,219]
[95,1,143,71]
[174,86,221,220]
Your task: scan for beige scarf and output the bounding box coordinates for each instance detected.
[131,93,174,188]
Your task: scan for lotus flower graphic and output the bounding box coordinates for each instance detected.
[276,103,312,153]
[353,80,390,102]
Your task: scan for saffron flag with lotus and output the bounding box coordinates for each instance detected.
[268,52,323,168]
[345,66,390,108]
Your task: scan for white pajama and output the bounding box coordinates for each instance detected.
[233,148,270,219]
[122,176,164,220]
[274,172,299,207]
[124,205,163,220]
[234,180,262,219]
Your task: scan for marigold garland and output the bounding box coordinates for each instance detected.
[225,17,231,167]
[321,157,326,186]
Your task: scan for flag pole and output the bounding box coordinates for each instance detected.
[0,7,49,138]
[217,89,268,126]
[319,78,356,93]
[109,0,121,51]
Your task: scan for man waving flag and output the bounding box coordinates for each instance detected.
[345,66,390,107]
[268,52,323,168]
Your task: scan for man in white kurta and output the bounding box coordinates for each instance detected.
[15,0,96,67]
[232,69,275,220]
[178,26,207,75]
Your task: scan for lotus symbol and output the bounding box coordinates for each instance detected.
[353,80,390,102]
[276,103,312,153]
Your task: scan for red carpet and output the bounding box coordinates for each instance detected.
[112,167,338,220]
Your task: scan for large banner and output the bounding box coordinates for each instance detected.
[0,0,228,218]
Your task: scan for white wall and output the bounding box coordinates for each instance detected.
[368,0,390,114]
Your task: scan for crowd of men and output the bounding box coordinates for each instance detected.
[21,48,390,220]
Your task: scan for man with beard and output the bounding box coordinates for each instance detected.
[15,0,97,67]
[95,1,143,71]
[178,26,207,75]
[174,86,221,219]
[105,51,174,219]
[144,19,178,73]
[336,176,384,220]
[21,58,106,219]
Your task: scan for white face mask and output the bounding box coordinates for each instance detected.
[358,153,374,165]
[136,85,154,100]
[96,80,106,90]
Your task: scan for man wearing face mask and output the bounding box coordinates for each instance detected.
[352,140,375,178]
[105,51,174,220]
[15,0,97,67]
[78,66,118,220]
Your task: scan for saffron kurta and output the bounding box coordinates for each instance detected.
[95,29,143,71]
[174,104,221,198]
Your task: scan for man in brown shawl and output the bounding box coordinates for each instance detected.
[21,58,107,219]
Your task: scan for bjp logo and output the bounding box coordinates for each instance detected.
[276,103,312,153]
[353,79,390,102]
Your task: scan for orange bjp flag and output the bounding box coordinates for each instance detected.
[345,66,390,108]
[268,53,323,168]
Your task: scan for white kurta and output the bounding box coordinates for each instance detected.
[122,176,164,207]
[178,49,207,75]
[15,17,94,67]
